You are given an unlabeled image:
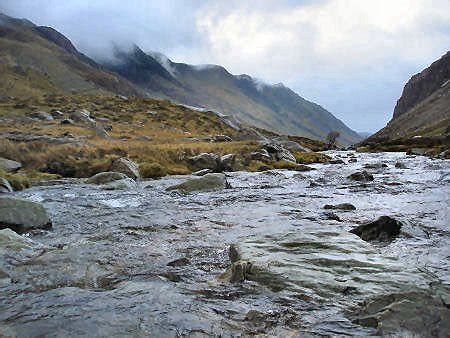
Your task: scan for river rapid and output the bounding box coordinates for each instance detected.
[1,151,449,337]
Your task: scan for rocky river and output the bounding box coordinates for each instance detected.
[1,151,449,337]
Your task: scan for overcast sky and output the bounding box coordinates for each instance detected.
[1,0,449,132]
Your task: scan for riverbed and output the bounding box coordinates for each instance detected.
[1,151,449,336]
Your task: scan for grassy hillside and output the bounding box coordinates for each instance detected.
[0,94,329,186]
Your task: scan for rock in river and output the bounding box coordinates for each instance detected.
[101,178,136,190]
[166,173,230,193]
[110,157,140,180]
[350,216,402,242]
[86,172,128,185]
[348,170,374,182]
[0,196,52,233]
[324,203,356,210]
[0,178,13,193]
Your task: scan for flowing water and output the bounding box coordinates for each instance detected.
[1,151,449,337]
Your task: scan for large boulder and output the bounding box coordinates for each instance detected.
[110,157,140,180]
[220,154,243,172]
[0,157,22,173]
[86,172,128,185]
[350,216,402,242]
[188,153,220,171]
[263,144,296,163]
[348,170,374,182]
[250,149,271,162]
[166,173,230,193]
[0,178,13,193]
[0,197,52,233]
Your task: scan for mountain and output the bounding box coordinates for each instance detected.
[0,12,360,144]
[0,13,139,97]
[371,52,450,140]
[104,45,362,144]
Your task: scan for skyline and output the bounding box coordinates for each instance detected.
[1,0,449,132]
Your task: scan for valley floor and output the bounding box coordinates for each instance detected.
[1,151,449,336]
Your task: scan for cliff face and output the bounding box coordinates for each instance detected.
[393,52,450,119]
[371,51,450,140]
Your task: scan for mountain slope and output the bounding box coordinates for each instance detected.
[372,52,450,139]
[0,13,139,97]
[104,45,361,144]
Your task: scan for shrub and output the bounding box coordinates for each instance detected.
[140,162,168,179]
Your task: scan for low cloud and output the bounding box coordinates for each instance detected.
[1,0,449,131]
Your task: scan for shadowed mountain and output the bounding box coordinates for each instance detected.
[103,45,362,144]
[0,13,140,97]
[371,51,450,140]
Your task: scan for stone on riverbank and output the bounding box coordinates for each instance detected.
[110,157,140,180]
[0,197,52,233]
[0,157,22,173]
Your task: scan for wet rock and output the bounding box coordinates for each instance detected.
[324,203,356,210]
[86,172,128,185]
[110,157,140,180]
[220,154,243,172]
[29,111,53,121]
[0,196,52,233]
[0,178,13,193]
[327,159,345,164]
[166,173,230,193]
[101,178,136,190]
[350,216,402,242]
[395,161,407,169]
[364,163,388,169]
[213,135,232,142]
[161,271,182,282]
[324,212,341,221]
[348,170,374,182]
[188,153,220,171]
[167,257,190,267]
[406,148,427,156]
[292,164,314,171]
[60,118,74,125]
[192,169,213,176]
[351,291,450,336]
[250,149,271,162]
[219,260,253,283]
[0,157,22,173]
[348,158,357,163]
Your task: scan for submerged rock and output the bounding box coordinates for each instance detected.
[0,178,13,193]
[219,260,254,283]
[327,159,345,164]
[166,173,230,193]
[0,196,52,233]
[101,178,136,190]
[395,161,407,169]
[364,163,388,169]
[0,157,22,173]
[350,216,402,242]
[86,172,128,185]
[351,290,450,336]
[324,203,356,210]
[348,170,374,182]
[110,157,140,180]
